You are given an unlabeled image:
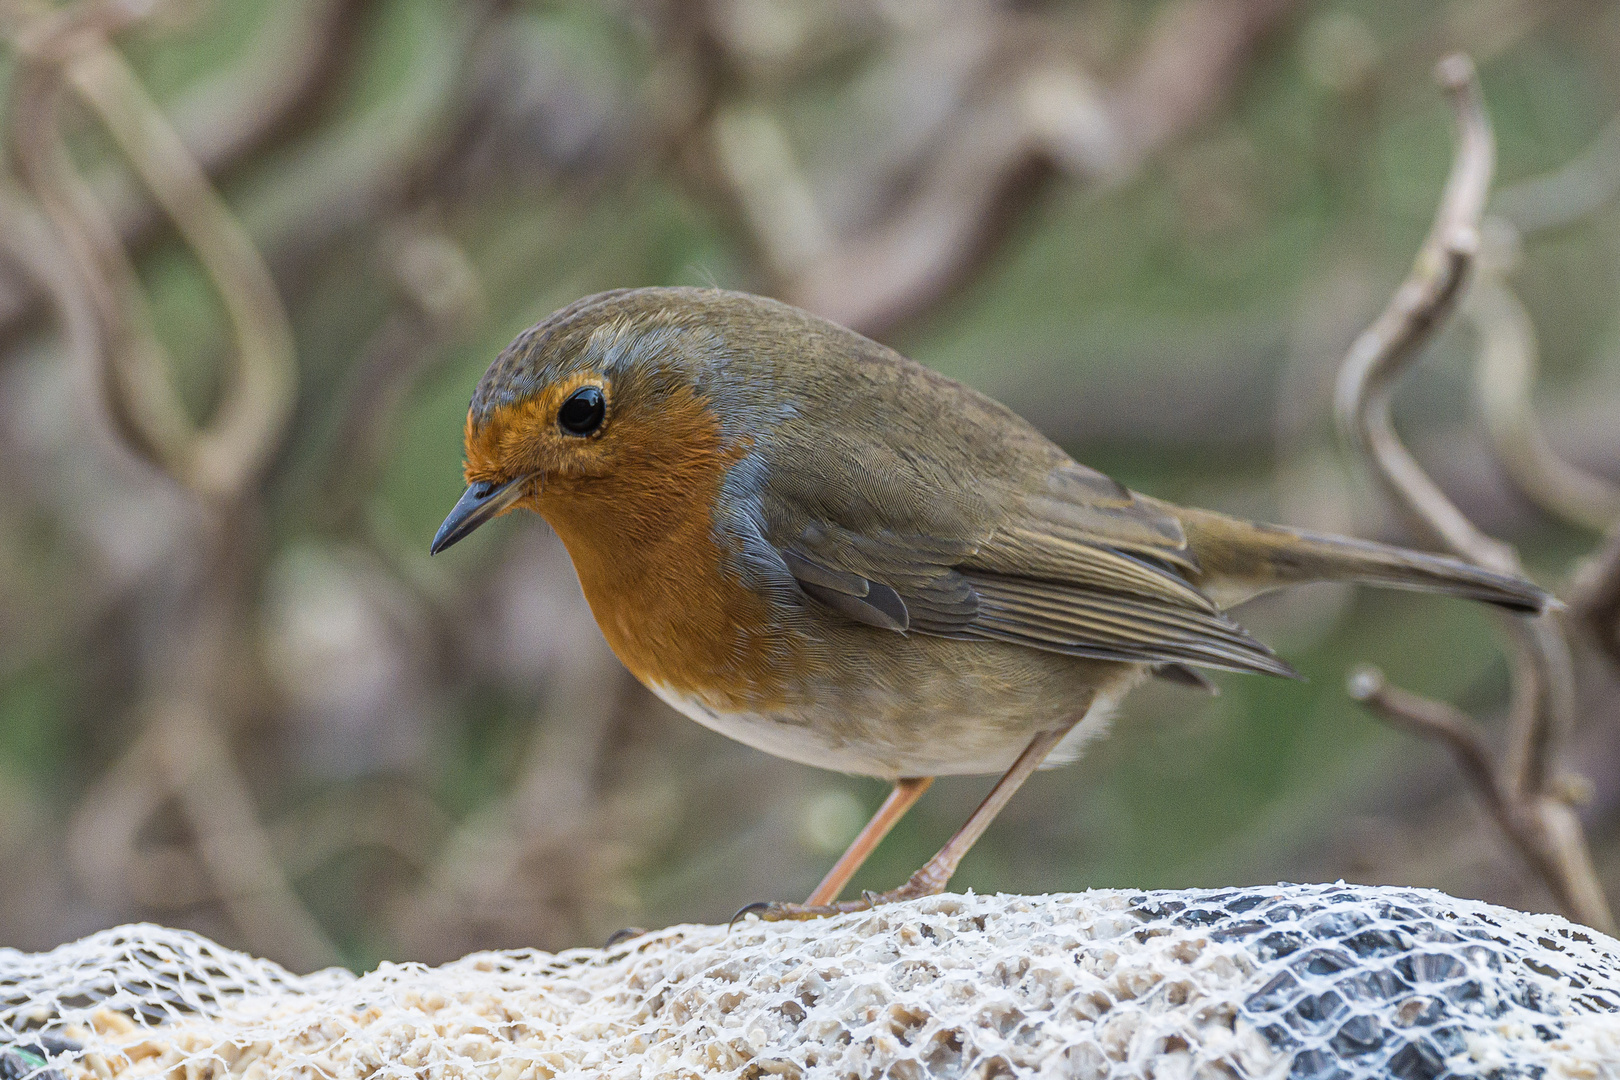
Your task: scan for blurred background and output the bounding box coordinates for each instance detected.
[0,0,1617,973]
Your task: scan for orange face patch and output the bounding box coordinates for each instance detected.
[462,373,799,712]
[463,369,612,489]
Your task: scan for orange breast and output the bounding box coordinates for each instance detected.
[528,388,802,712]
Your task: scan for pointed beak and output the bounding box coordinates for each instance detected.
[430,476,528,554]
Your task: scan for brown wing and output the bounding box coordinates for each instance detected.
[756,455,1296,678]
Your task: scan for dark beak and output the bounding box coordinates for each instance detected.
[430,477,528,554]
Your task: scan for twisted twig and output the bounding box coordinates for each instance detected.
[1570,524,1620,670]
[1334,55,1514,574]
[0,0,361,333]
[9,9,296,501]
[7,1,332,967]
[698,0,1298,334]
[64,44,297,500]
[1466,272,1620,535]
[1334,55,1613,934]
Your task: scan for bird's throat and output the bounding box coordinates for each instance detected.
[532,389,796,711]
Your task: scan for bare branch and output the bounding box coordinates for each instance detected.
[1467,251,1620,533]
[700,0,1300,335]
[1493,113,1620,236]
[65,42,297,501]
[1500,615,1577,803]
[9,44,196,475]
[9,1,325,966]
[1346,666,1505,823]
[1569,523,1620,669]
[1334,55,1613,934]
[1333,55,1517,575]
[0,0,362,333]
[1346,664,1608,932]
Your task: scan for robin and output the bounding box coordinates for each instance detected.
[431,287,1549,919]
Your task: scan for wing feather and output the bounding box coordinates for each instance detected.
[755,440,1288,677]
[967,574,1297,677]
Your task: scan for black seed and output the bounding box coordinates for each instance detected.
[1295,948,1356,976]
[1288,1047,1352,1080]
[1256,930,1307,960]
[1386,1040,1446,1080]
[1329,1014,1385,1056]
[1346,929,1409,958]
[1396,953,1465,984]
[1247,971,1300,1013]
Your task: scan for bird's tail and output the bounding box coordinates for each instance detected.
[1165,504,1553,614]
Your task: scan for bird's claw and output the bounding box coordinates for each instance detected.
[603,927,646,949]
[730,880,939,923]
[728,901,775,929]
[731,899,864,923]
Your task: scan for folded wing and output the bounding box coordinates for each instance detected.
[757,457,1296,678]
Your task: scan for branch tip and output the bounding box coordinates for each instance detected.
[1345,665,1384,702]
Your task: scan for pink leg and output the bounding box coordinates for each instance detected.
[755,725,1073,921]
[805,776,934,905]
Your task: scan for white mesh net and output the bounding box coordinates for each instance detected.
[2,883,1617,1079]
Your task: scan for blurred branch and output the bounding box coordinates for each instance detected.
[1467,266,1620,534]
[1493,114,1620,236]
[1347,665,1609,929]
[0,185,98,370]
[6,0,328,967]
[9,37,189,473]
[158,0,361,177]
[1333,55,1613,934]
[1462,107,1620,538]
[0,0,363,337]
[1334,55,1509,573]
[1347,667,1506,826]
[63,577,340,970]
[392,644,641,957]
[9,5,296,500]
[1570,524,1620,670]
[310,213,485,532]
[65,43,297,499]
[701,0,1299,334]
[1472,110,1620,660]
[237,1,484,269]
[71,768,449,911]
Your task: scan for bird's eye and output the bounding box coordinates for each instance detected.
[557,386,605,436]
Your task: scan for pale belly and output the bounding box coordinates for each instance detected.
[647,658,1146,780]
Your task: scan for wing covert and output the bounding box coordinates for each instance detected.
[753,439,1290,677]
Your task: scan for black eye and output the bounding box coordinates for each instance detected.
[557,386,605,436]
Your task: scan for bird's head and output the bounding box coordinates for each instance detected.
[430,288,758,555]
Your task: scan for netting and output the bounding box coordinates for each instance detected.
[2,883,1617,1079]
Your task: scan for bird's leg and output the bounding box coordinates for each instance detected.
[805,776,934,905]
[745,725,1073,922]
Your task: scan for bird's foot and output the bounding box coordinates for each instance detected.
[732,869,947,924]
[603,927,647,948]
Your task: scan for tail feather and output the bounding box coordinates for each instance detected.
[1170,507,1552,614]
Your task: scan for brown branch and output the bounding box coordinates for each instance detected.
[699,0,1300,335]
[1467,273,1620,534]
[8,4,298,500]
[1334,55,1613,934]
[8,2,329,966]
[1348,666,1603,927]
[9,42,195,476]
[1333,55,1515,574]
[1569,523,1620,669]
[64,42,297,500]
[1493,113,1620,236]
[0,0,363,336]
[1346,667,1506,828]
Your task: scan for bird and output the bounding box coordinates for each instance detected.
[431,286,1550,920]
